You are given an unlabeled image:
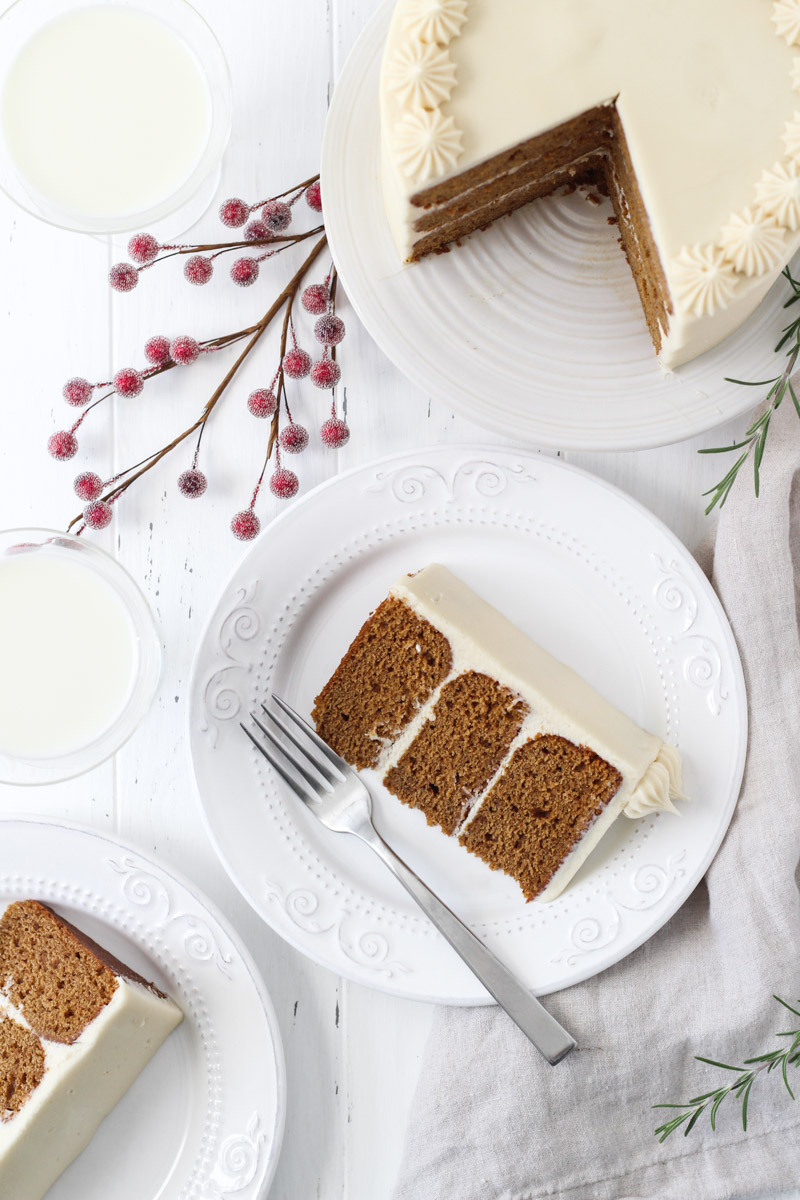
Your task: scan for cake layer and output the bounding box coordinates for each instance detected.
[384,671,528,834]
[0,1016,44,1119]
[313,594,453,769]
[380,0,800,368]
[459,734,623,900]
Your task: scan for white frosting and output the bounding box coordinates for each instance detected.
[756,160,800,230]
[386,41,458,109]
[719,207,787,277]
[380,0,800,369]
[399,0,468,46]
[773,0,800,46]
[392,107,464,185]
[383,566,685,901]
[670,245,739,318]
[0,964,182,1200]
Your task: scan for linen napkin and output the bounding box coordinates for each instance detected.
[393,401,800,1200]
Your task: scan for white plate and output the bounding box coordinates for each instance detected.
[188,445,746,1005]
[322,0,797,451]
[0,817,285,1200]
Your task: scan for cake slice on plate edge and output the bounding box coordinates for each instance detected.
[0,899,183,1200]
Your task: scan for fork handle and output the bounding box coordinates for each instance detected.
[356,824,576,1065]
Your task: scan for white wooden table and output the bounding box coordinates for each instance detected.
[0,2,793,1197]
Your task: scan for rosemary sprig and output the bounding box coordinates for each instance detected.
[700,266,800,515]
[653,996,800,1141]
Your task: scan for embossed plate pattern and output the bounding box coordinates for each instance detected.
[0,818,285,1200]
[322,0,798,451]
[189,446,746,1004]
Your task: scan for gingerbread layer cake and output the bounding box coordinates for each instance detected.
[0,900,182,1200]
[380,0,800,367]
[313,565,685,902]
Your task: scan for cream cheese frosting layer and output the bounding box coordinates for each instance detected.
[0,958,182,1200]
[383,565,685,901]
[380,0,800,369]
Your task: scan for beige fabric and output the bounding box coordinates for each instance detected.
[394,402,800,1200]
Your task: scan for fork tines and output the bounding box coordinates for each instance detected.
[241,695,345,804]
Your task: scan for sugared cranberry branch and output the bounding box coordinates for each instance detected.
[51,176,352,539]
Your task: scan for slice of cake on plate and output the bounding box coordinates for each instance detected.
[313,564,685,902]
[380,0,800,367]
[0,899,182,1200]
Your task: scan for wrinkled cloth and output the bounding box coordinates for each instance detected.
[394,402,800,1200]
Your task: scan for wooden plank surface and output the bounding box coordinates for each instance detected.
[0,2,794,1198]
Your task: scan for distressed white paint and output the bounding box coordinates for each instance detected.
[0,2,793,1198]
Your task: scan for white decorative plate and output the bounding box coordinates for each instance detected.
[188,446,746,1005]
[322,0,796,451]
[0,817,285,1200]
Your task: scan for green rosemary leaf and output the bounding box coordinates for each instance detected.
[710,1092,727,1131]
[785,1060,798,1101]
[684,1105,706,1135]
[774,997,800,1018]
[744,1050,780,1064]
[698,440,753,455]
[789,380,800,420]
[741,1078,754,1131]
[695,1056,744,1072]
[722,377,779,387]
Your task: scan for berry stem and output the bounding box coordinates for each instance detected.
[66,233,328,531]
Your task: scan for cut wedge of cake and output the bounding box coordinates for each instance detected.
[313,565,686,902]
[0,900,182,1200]
[380,0,800,368]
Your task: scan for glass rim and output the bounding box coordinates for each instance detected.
[0,0,233,234]
[0,528,162,785]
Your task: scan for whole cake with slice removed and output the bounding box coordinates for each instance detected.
[313,565,686,902]
[0,899,182,1200]
[380,0,800,368]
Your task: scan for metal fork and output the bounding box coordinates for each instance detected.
[242,695,576,1065]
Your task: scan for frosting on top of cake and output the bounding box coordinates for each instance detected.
[380,0,800,367]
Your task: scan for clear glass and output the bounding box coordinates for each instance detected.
[0,529,162,785]
[0,0,232,234]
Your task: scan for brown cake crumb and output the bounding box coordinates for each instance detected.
[0,1015,45,1119]
[0,901,119,1044]
[312,596,453,769]
[460,735,623,900]
[384,671,529,834]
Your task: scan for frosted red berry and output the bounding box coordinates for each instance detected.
[244,219,270,242]
[178,468,207,498]
[262,199,292,234]
[109,262,139,292]
[48,430,79,461]
[279,423,309,454]
[219,197,249,227]
[310,357,341,389]
[170,335,200,366]
[247,388,277,418]
[62,377,94,407]
[301,283,329,315]
[144,335,171,365]
[270,466,299,499]
[314,314,346,346]
[74,471,104,502]
[320,416,350,449]
[231,257,260,287]
[184,254,213,285]
[83,499,113,530]
[231,509,261,540]
[283,347,312,379]
[128,233,159,264]
[306,181,322,212]
[114,367,144,397]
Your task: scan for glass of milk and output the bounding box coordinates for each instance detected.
[0,0,231,234]
[0,530,161,784]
